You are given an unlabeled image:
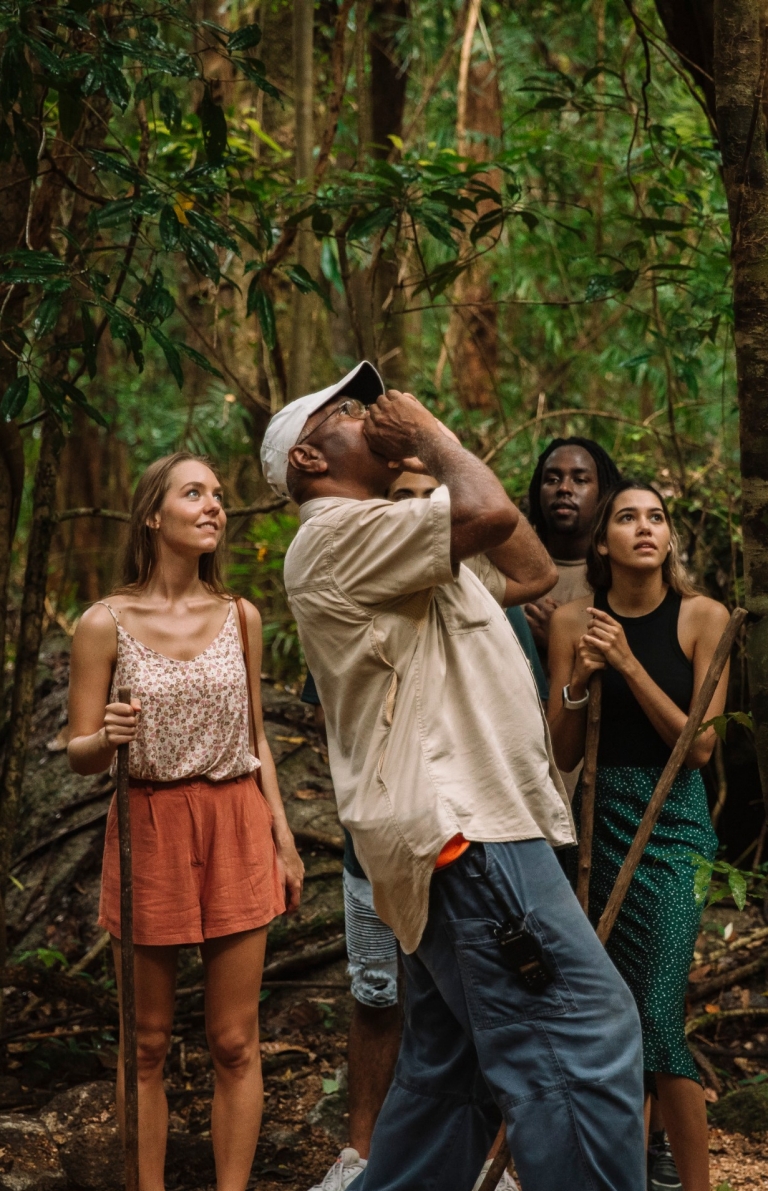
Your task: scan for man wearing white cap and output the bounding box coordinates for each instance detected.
[261,364,645,1191]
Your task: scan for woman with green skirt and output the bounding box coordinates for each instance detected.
[547,479,729,1191]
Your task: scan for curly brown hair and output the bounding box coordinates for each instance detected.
[115,452,228,593]
[586,479,698,596]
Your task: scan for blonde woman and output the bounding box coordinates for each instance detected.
[67,452,303,1191]
[548,479,728,1191]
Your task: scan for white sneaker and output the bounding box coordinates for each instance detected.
[472,1159,520,1191]
[308,1148,368,1191]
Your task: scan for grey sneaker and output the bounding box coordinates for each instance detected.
[647,1131,682,1190]
[472,1159,520,1191]
[308,1149,368,1191]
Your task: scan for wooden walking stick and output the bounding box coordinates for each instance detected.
[576,673,603,914]
[478,607,747,1191]
[116,685,139,1191]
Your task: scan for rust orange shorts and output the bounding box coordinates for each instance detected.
[98,774,285,946]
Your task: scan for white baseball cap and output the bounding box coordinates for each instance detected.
[260,360,385,497]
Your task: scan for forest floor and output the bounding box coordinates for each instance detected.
[0,628,766,1190]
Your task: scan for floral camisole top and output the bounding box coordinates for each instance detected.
[99,600,260,783]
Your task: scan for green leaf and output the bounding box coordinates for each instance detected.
[159,87,182,133]
[518,210,539,231]
[0,375,29,421]
[311,210,334,236]
[186,210,240,255]
[247,278,276,349]
[59,377,109,428]
[89,149,139,183]
[180,228,221,282]
[0,120,12,163]
[534,96,567,110]
[0,38,22,110]
[585,270,638,301]
[102,61,131,111]
[91,199,135,229]
[236,57,280,100]
[228,23,262,52]
[136,270,175,323]
[728,869,748,912]
[0,250,68,283]
[159,205,181,251]
[12,112,39,179]
[109,311,144,370]
[347,208,394,241]
[619,351,653,370]
[636,217,686,235]
[420,213,456,249]
[150,327,184,389]
[691,855,713,905]
[177,341,224,379]
[285,265,332,311]
[321,1078,339,1095]
[38,377,68,422]
[200,85,228,165]
[33,296,62,338]
[228,214,264,254]
[81,304,97,379]
[57,87,83,141]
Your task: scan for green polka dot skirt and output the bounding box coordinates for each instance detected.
[572,765,718,1084]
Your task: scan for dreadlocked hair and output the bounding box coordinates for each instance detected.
[527,437,622,542]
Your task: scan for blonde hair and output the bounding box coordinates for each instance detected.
[586,479,698,596]
[116,452,228,593]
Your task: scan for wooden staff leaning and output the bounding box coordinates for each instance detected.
[477,607,747,1191]
[576,673,603,914]
[116,685,139,1191]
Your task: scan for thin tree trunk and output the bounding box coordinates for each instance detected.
[0,151,32,703]
[0,416,64,973]
[713,0,768,813]
[0,425,24,703]
[288,0,315,401]
[447,22,502,413]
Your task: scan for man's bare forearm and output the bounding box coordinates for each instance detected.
[486,516,558,606]
[413,430,518,562]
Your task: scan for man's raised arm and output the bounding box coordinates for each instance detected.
[364,390,517,563]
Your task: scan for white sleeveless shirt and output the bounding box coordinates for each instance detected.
[99,600,260,783]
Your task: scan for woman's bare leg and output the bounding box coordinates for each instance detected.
[655,1073,709,1191]
[111,937,179,1191]
[201,928,268,1191]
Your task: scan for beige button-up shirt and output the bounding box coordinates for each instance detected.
[284,486,575,952]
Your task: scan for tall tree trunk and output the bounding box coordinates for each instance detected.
[288,0,315,400]
[0,151,29,703]
[0,415,63,972]
[712,0,768,810]
[654,0,768,809]
[445,2,501,414]
[0,426,23,705]
[0,86,111,989]
[55,400,131,604]
[348,0,409,385]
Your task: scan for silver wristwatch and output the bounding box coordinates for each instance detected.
[562,683,590,710]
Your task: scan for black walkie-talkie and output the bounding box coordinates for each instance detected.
[475,851,554,993]
[494,918,553,993]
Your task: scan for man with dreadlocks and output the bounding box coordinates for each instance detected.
[524,437,621,653]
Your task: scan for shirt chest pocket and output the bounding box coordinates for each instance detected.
[434,585,491,635]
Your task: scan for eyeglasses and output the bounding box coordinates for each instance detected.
[297,398,368,445]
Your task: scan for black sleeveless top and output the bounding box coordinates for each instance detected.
[594,587,693,767]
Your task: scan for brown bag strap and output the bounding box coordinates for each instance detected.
[235,598,263,788]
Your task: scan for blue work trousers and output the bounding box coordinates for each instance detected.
[352,839,645,1191]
